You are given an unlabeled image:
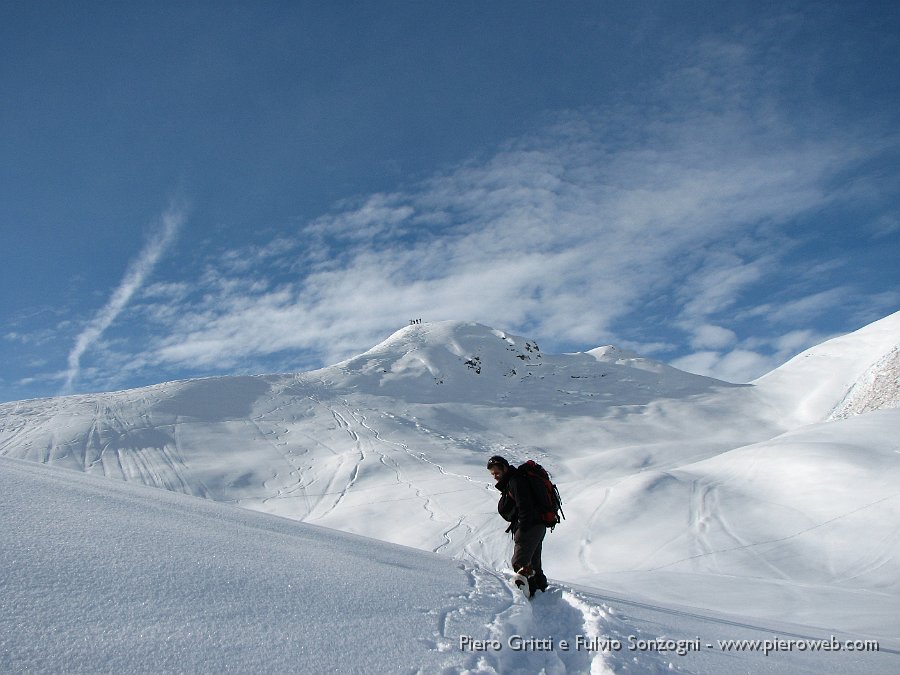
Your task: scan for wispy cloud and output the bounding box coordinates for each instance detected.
[146,130,862,368]
[140,113,871,379]
[75,35,898,389]
[61,202,186,394]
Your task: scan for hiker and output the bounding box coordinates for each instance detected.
[487,455,549,596]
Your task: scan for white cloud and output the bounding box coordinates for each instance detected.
[672,325,842,384]
[61,201,186,393]
[308,193,415,243]
[690,324,738,350]
[678,253,774,321]
[135,102,874,375]
[671,349,777,384]
[871,214,900,239]
[766,289,855,324]
[772,329,830,355]
[75,38,895,388]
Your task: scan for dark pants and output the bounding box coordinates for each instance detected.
[512,523,545,574]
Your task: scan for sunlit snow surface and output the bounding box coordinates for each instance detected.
[2,313,900,672]
[3,456,897,674]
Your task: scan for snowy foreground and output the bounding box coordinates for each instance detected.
[2,455,896,674]
[2,312,900,672]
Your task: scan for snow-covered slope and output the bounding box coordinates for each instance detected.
[0,456,502,673]
[3,455,895,674]
[2,315,900,671]
[573,409,900,635]
[752,311,900,425]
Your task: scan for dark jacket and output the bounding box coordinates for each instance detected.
[495,466,541,533]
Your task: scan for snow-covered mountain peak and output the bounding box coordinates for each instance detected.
[353,320,540,363]
[587,344,677,375]
[326,319,723,403]
[329,320,542,393]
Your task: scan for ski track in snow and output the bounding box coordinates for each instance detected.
[251,416,316,514]
[649,488,900,575]
[329,400,489,554]
[247,393,486,536]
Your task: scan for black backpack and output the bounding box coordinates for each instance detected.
[518,460,565,531]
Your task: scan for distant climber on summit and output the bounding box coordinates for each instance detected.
[488,455,561,597]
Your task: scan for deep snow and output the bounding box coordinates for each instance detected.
[2,455,895,674]
[2,311,900,672]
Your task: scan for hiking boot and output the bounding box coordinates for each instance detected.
[530,572,548,594]
[512,569,533,597]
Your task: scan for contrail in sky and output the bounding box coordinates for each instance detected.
[62,202,186,394]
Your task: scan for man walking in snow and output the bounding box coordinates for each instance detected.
[487,455,549,596]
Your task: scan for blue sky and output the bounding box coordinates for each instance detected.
[2,1,899,401]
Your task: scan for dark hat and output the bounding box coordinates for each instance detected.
[486,455,510,470]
